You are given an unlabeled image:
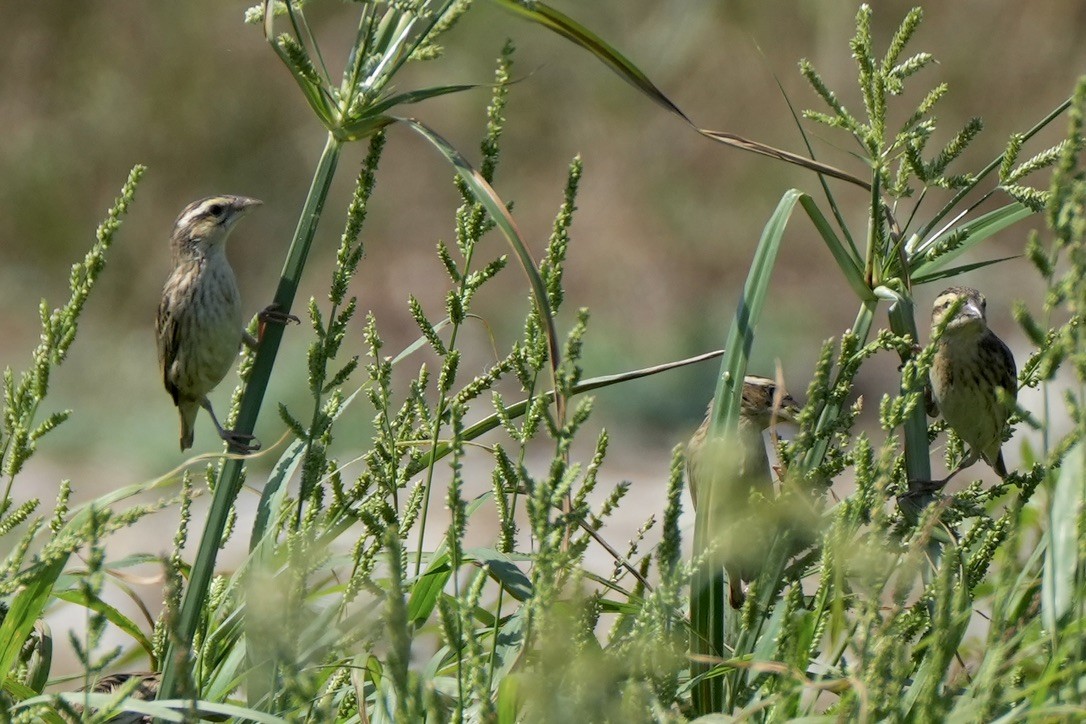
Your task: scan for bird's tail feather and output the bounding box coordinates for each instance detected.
[179,401,198,451]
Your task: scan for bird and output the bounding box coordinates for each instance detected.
[74,671,228,723]
[155,195,293,453]
[928,286,1017,481]
[686,375,801,608]
[75,672,160,724]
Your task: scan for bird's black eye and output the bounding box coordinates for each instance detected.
[207,203,225,217]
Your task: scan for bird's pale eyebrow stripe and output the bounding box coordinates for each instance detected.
[177,198,231,228]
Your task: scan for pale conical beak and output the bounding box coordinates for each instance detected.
[233,197,263,214]
[774,394,802,424]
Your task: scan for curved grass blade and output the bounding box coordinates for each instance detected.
[799,194,872,302]
[395,116,563,420]
[249,439,307,553]
[490,1,869,190]
[464,547,534,601]
[698,129,870,190]
[710,188,802,434]
[53,588,154,661]
[917,96,1072,242]
[912,255,1019,286]
[404,349,724,478]
[489,0,689,121]
[21,693,290,723]
[693,189,801,714]
[911,202,1031,278]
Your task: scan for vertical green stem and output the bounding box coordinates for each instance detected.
[158,132,343,703]
[887,299,933,488]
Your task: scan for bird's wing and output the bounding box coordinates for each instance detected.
[924,381,938,417]
[984,332,1018,402]
[155,297,182,405]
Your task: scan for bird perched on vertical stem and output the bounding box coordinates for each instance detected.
[156,195,294,453]
[686,375,801,609]
[928,286,1017,481]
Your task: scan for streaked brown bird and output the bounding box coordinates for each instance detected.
[929,286,1017,480]
[77,672,160,724]
[76,671,228,723]
[155,195,289,453]
[686,375,801,608]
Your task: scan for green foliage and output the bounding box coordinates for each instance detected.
[8,3,1086,723]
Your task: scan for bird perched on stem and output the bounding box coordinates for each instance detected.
[928,286,1016,483]
[156,195,295,453]
[686,375,801,608]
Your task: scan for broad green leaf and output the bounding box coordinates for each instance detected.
[406,551,452,628]
[800,194,872,301]
[464,547,534,601]
[1043,441,1084,630]
[711,188,802,435]
[496,672,522,724]
[249,437,307,551]
[54,588,154,661]
[404,495,495,627]
[0,555,65,681]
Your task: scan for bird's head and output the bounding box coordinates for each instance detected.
[741,375,801,430]
[170,195,261,260]
[931,286,988,338]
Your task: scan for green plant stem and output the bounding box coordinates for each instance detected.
[158,132,343,703]
[414,241,477,577]
[887,298,933,488]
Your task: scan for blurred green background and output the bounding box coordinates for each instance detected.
[2,1,1084,490]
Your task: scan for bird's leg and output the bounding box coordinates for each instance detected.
[938,449,980,486]
[200,397,260,453]
[905,449,980,498]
